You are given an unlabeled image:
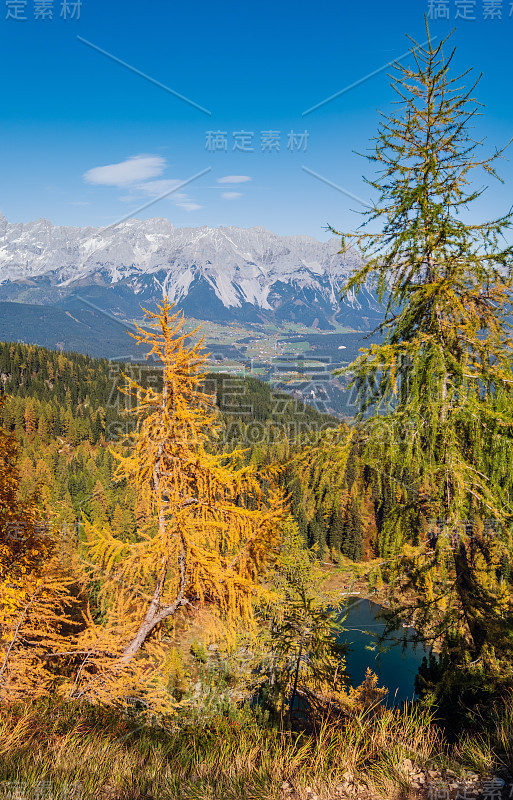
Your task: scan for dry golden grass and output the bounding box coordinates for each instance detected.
[0,697,443,800]
[2,695,511,799]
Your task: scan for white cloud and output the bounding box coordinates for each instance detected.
[217,175,251,184]
[83,155,167,187]
[138,179,182,197]
[84,154,203,212]
[222,192,242,199]
[177,202,202,211]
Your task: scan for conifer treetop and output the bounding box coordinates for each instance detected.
[335,21,513,314]
[332,21,513,526]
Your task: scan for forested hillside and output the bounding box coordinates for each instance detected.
[0,340,379,564]
[0,339,430,567]
[3,28,513,800]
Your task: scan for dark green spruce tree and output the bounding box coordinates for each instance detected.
[341,493,364,562]
[332,24,513,719]
[308,509,327,553]
[328,503,345,553]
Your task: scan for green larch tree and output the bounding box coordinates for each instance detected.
[331,23,513,710]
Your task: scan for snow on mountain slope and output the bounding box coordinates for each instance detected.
[0,214,382,328]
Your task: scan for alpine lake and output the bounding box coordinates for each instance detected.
[339,596,430,705]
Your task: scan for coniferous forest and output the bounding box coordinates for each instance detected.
[2,26,513,800]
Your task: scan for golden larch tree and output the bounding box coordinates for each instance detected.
[75,300,287,706]
[0,394,77,700]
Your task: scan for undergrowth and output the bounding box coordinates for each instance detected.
[0,696,511,799]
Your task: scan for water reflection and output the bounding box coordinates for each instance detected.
[337,596,429,705]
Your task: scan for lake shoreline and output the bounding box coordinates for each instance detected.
[321,559,442,646]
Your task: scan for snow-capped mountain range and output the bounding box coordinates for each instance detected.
[0,214,382,329]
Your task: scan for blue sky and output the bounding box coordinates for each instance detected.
[1,0,513,239]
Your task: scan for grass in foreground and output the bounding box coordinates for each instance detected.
[0,697,439,800]
[0,696,511,799]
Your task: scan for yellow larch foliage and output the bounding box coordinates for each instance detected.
[0,394,78,701]
[73,300,287,708]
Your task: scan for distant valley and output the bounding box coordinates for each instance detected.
[0,215,384,415]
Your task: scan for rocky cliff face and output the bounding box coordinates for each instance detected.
[0,214,382,328]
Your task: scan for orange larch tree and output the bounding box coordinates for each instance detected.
[0,393,77,700]
[74,300,287,707]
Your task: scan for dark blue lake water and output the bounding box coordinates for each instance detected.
[338,596,429,705]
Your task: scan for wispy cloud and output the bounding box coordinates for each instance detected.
[217,175,251,184]
[222,192,242,199]
[138,179,182,197]
[83,154,203,212]
[83,155,166,187]
[177,202,202,211]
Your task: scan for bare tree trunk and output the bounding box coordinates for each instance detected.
[120,542,187,663]
[120,413,189,664]
[288,641,303,721]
